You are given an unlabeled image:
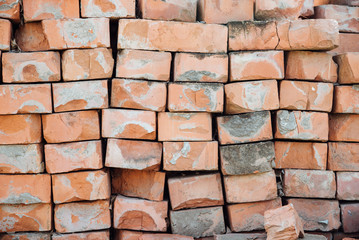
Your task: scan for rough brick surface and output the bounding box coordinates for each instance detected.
[330,33,359,54]
[15,22,50,51]
[341,203,359,233]
[328,142,359,171]
[333,85,359,113]
[52,231,110,240]
[81,0,135,18]
[337,172,359,200]
[329,114,359,142]
[335,52,359,84]
[115,230,194,240]
[0,0,20,21]
[0,19,12,51]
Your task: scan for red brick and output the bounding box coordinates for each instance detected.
[2,51,61,83]
[329,114,359,142]
[0,0,20,21]
[15,22,50,52]
[0,233,51,240]
[112,169,165,201]
[105,139,162,170]
[81,0,135,18]
[227,198,282,232]
[0,19,11,51]
[116,230,194,240]
[224,171,277,203]
[341,203,359,233]
[330,33,359,54]
[333,85,359,113]
[113,195,167,232]
[337,172,359,200]
[54,200,111,233]
[315,0,330,5]
[42,111,100,143]
[0,84,52,114]
[334,233,359,240]
[53,231,110,240]
[283,169,336,198]
[328,142,359,171]
[334,52,359,84]
[117,19,228,53]
[330,0,359,5]
[255,0,305,20]
[102,109,156,140]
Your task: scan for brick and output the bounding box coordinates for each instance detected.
[116,49,171,81]
[333,85,359,113]
[217,111,272,145]
[15,22,50,52]
[52,170,110,204]
[170,207,225,238]
[118,19,228,53]
[105,139,162,170]
[163,141,218,171]
[111,79,167,112]
[0,84,52,114]
[286,51,337,83]
[215,233,267,240]
[0,19,11,50]
[279,80,334,112]
[306,232,332,240]
[174,53,228,83]
[255,0,305,20]
[0,114,42,144]
[158,112,212,141]
[334,233,359,240]
[225,80,279,114]
[113,195,167,232]
[53,80,108,112]
[328,142,359,171]
[168,173,224,210]
[0,233,51,240]
[334,52,359,84]
[275,110,329,141]
[0,203,52,232]
[42,18,110,50]
[116,230,194,240]
[45,140,102,174]
[23,0,79,22]
[0,174,50,204]
[330,0,359,5]
[2,51,61,83]
[283,169,336,198]
[315,0,330,5]
[330,33,359,54]
[220,141,275,175]
[230,51,284,81]
[53,231,110,240]
[139,0,196,22]
[341,203,359,233]
[275,141,327,170]
[288,199,340,231]
[102,109,156,140]
[198,0,254,24]
[81,0,135,18]
[301,0,314,17]
[112,169,165,201]
[42,111,100,143]
[329,114,359,142]
[54,200,111,233]
[168,83,224,112]
[337,172,359,200]
[0,0,20,21]
[224,171,277,203]
[62,48,114,81]
[227,198,282,232]
[0,144,43,174]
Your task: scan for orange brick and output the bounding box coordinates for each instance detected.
[341,203,359,233]
[337,172,359,200]
[334,52,359,84]
[328,142,359,171]
[0,233,51,240]
[315,0,330,5]
[330,0,359,5]
[15,22,50,52]
[81,0,135,18]
[115,230,194,240]
[255,0,305,20]
[53,231,110,240]
[0,0,20,21]
[330,33,359,54]
[333,85,359,113]
[118,19,228,53]
[329,114,359,142]
[0,19,11,51]
[301,0,314,17]
[0,114,42,144]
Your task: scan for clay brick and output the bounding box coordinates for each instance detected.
[81,0,135,18]
[139,0,197,22]
[174,53,228,83]
[2,51,61,83]
[220,141,275,175]
[225,80,279,114]
[105,139,162,170]
[0,144,43,174]
[53,231,110,240]
[102,109,156,140]
[52,170,110,204]
[54,200,111,233]
[15,22,50,52]
[0,203,52,232]
[337,172,359,200]
[283,169,336,198]
[113,195,167,232]
[42,18,110,50]
[333,85,359,113]
[53,80,108,112]
[112,169,165,201]
[341,203,359,233]
[334,233,359,240]
[275,141,327,170]
[288,198,340,231]
[116,49,171,81]
[330,0,359,5]
[0,0,20,21]
[286,51,337,83]
[170,207,225,238]
[217,111,273,145]
[117,19,228,53]
[111,79,167,112]
[306,232,332,240]
[42,111,100,143]
[255,0,305,20]
[0,84,52,114]
[0,114,42,144]
[279,80,334,112]
[116,230,194,240]
[214,233,266,240]
[198,0,254,24]
[329,114,359,142]
[275,110,329,141]
[168,83,224,112]
[163,141,218,171]
[328,142,359,171]
[158,112,212,141]
[224,171,277,203]
[168,173,224,210]
[62,48,114,81]
[335,52,359,84]
[227,198,282,232]
[230,51,284,81]
[0,19,11,51]
[45,140,102,174]
[330,33,359,54]
[23,0,79,22]
[301,0,315,17]
[1,233,51,240]
[315,0,330,5]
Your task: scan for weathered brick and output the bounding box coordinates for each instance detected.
[334,52,359,84]
[0,19,11,50]
[333,85,359,113]
[116,230,194,240]
[52,231,110,240]
[15,22,50,51]
[330,0,359,5]
[328,142,359,171]
[334,233,359,240]
[341,203,359,233]
[0,0,20,21]
[330,33,359,54]
[214,233,267,240]
[315,0,330,5]
[81,0,135,18]
[301,0,315,17]
[255,0,306,20]
[0,233,51,240]
[329,114,359,142]
[337,172,359,200]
